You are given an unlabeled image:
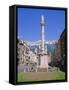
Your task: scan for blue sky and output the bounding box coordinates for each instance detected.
[18,8,65,41]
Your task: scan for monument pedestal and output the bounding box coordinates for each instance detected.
[38,52,51,71]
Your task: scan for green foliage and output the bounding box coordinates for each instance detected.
[50,49,57,66]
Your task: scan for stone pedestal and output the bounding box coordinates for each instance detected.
[38,52,51,71]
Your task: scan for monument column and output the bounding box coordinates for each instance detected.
[37,15,51,71]
[41,15,44,52]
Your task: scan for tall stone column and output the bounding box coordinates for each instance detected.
[37,15,50,71]
[41,15,44,52]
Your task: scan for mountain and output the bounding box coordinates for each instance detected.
[26,40,57,55]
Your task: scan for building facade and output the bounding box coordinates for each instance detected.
[55,29,66,72]
[17,38,37,72]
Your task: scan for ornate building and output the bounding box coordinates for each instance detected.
[17,38,37,72]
